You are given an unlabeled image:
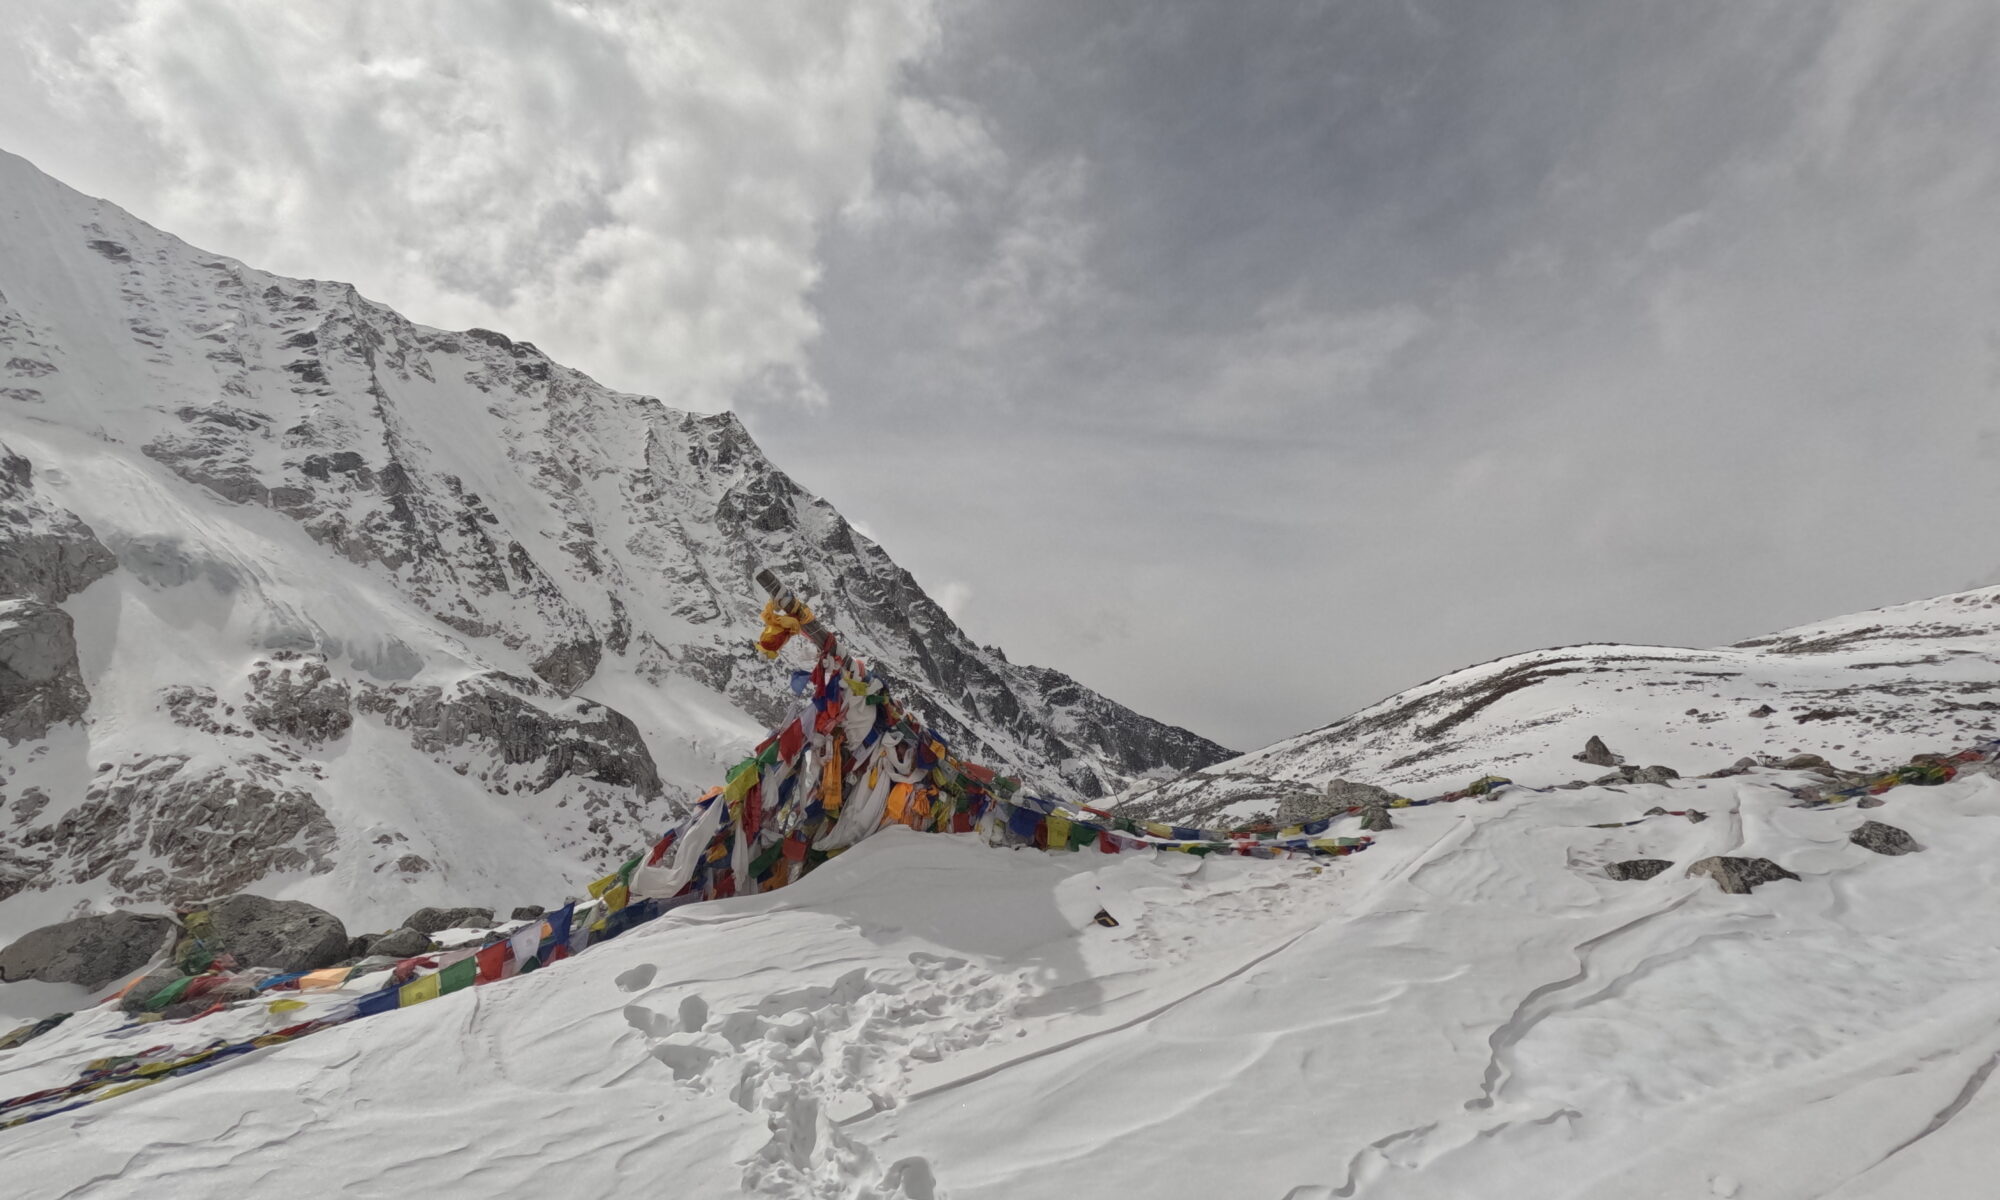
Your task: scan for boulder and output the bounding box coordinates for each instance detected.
[1849,820,1921,856]
[1606,859,1673,882]
[1749,705,1775,719]
[0,598,92,743]
[403,906,496,935]
[510,905,546,921]
[1633,765,1681,785]
[205,894,348,972]
[1280,779,1395,826]
[1574,736,1624,768]
[365,927,433,958]
[1687,856,1800,894]
[1358,803,1395,832]
[119,964,189,1013]
[0,910,176,990]
[1777,754,1830,771]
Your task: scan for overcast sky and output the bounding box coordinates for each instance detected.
[5,1,1999,751]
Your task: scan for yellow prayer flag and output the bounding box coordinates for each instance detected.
[1047,813,1073,849]
[605,884,630,912]
[399,973,442,1007]
[587,872,621,900]
[267,998,307,1015]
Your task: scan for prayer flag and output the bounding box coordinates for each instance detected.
[399,973,441,1007]
[475,941,509,984]
[438,956,477,996]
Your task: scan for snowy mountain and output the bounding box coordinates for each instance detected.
[1122,587,2000,827]
[0,149,1226,938]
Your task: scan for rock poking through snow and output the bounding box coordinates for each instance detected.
[403,906,495,935]
[204,894,348,972]
[1605,859,1675,882]
[1575,736,1625,767]
[0,599,91,744]
[0,910,175,989]
[1686,856,1801,894]
[364,927,432,958]
[1849,820,1921,856]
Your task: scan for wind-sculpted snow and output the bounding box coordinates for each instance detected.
[1127,586,2000,826]
[9,766,2000,1197]
[0,149,1224,936]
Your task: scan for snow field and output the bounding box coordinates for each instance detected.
[7,771,2000,1198]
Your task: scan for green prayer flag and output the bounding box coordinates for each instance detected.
[146,975,197,1011]
[437,956,477,996]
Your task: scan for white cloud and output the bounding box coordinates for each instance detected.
[2,0,938,408]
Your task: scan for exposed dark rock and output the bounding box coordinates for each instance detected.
[1778,754,1831,771]
[0,598,91,743]
[1858,795,1886,809]
[1749,704,1776,718]
[0,911,176,989]
[1358,803,1396,832]
[1687,856,1801,894]
[1575,736,1624,767]
[1606,859,1673,882]
[18,753,336,903]
[243,653,353,744]
[365,927,432,958]
[1849,820,1921,856]
[510,905,545,921]
[205,894,348,973]
[0,443,119,605]
[403,906,494,935]
[1633,765,1681,785]
[358,673,663,799]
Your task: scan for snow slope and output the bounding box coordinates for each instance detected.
[6,761,2000,1198]
[1122,586,2000,826]
[0,148,1225,939]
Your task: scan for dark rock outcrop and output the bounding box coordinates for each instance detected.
[358,673,662,799]
[14,753,337,902]
[1575,736,1624,767]
[1849,820,1921,856]
[1687,856,1801,894]
[0,441,118,605]
[510,905,546,921]
[403,906,494,935]
[243,652,353,744]
[1605,859,1674,882]
[0,910,175,989]
[204,894,348,972]
[0,598,91,743]
[364,927,432,958]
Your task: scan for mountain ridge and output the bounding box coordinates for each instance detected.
[0,148,1226,938]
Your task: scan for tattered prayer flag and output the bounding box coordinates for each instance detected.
[1006,805,1041,840]
[543,903,575,956]
[266,998,307,1015]
[778,719,805,763]
[1046,813,1073,849]
[298,967,351,992]
[507,922,541,978]
[475,941,509,984]
[587,872,622,901]
[1099,829,1120,854]
[1144,822,1175,839]
[437,956,476,996]
[604,884,630,912]
[1067,820,1097,850]
[355,989,399,1018]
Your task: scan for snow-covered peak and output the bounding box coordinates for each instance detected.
[0,148,1226,937]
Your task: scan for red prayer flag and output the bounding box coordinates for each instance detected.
[1099,830,1119,854]
[778,719,805,763]
[475,941,510,984]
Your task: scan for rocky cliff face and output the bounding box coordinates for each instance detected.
[0,149,1226,937]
